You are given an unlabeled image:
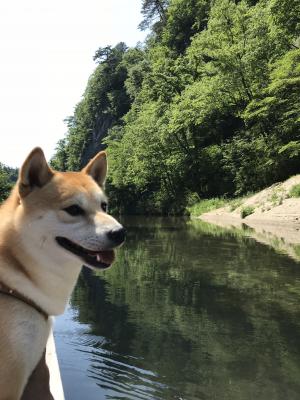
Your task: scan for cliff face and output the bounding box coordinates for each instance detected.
[81,115,115,167]
[51,43,132,172]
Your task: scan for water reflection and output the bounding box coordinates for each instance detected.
[54,217,300,400]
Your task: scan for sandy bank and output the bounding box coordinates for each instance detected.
[197,176,300,260]
[200,175,300,235]
[198,212,300,262]
[200,201,300,242]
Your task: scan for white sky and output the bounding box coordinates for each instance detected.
[0,0,146,167]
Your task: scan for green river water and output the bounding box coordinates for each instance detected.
[54,217,300,400]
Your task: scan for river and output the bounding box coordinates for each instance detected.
[54,217,300,400]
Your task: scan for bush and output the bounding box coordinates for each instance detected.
[188,198,227,216]
[240,206,255,219]
[289,184,300,198]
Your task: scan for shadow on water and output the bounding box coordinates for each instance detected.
[54,217,300,400]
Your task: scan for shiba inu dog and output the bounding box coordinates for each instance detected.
[0,148,125,399]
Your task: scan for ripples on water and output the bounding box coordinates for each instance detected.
[55,308,171,400]
[54,217,300,400]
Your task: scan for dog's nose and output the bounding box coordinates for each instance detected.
[107,227,126,246]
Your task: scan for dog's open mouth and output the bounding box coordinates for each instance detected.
[55,237,115,269]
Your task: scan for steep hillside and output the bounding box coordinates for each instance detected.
[52,0,300,215]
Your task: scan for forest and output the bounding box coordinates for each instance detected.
[0,164,18,202]
[2,0,300,214]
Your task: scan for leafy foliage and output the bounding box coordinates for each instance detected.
[0,163,17,202]
[139,0,169,31]
[240,205,255,218]
[289,184,300,198]
[188,198,228,216]
[52,0,300,214]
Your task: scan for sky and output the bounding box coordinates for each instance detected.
[0,0,147,167]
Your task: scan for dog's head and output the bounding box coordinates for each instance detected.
[15,147,125,270]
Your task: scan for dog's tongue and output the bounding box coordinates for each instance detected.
[96,250,115,265]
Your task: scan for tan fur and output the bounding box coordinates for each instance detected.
[0,148,123,399]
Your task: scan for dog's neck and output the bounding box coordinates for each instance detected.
[0,241,82,316]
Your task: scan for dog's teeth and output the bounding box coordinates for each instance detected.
[96,254,101,262]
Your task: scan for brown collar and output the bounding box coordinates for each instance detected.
[0,282,48,320]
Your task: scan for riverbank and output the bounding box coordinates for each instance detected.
[191,175,300,261]
[198,213,300,261]
[192,175,300,228]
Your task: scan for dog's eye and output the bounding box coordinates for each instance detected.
[101,202,108,212]
[63,205,85,216]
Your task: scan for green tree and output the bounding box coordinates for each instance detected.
[270,0,300,40]
[50,138,68,171]
[139,0,169,31]
[0,164,13,202]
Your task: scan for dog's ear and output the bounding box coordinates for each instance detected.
[18,147,54,197]
[82,151,107,187]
